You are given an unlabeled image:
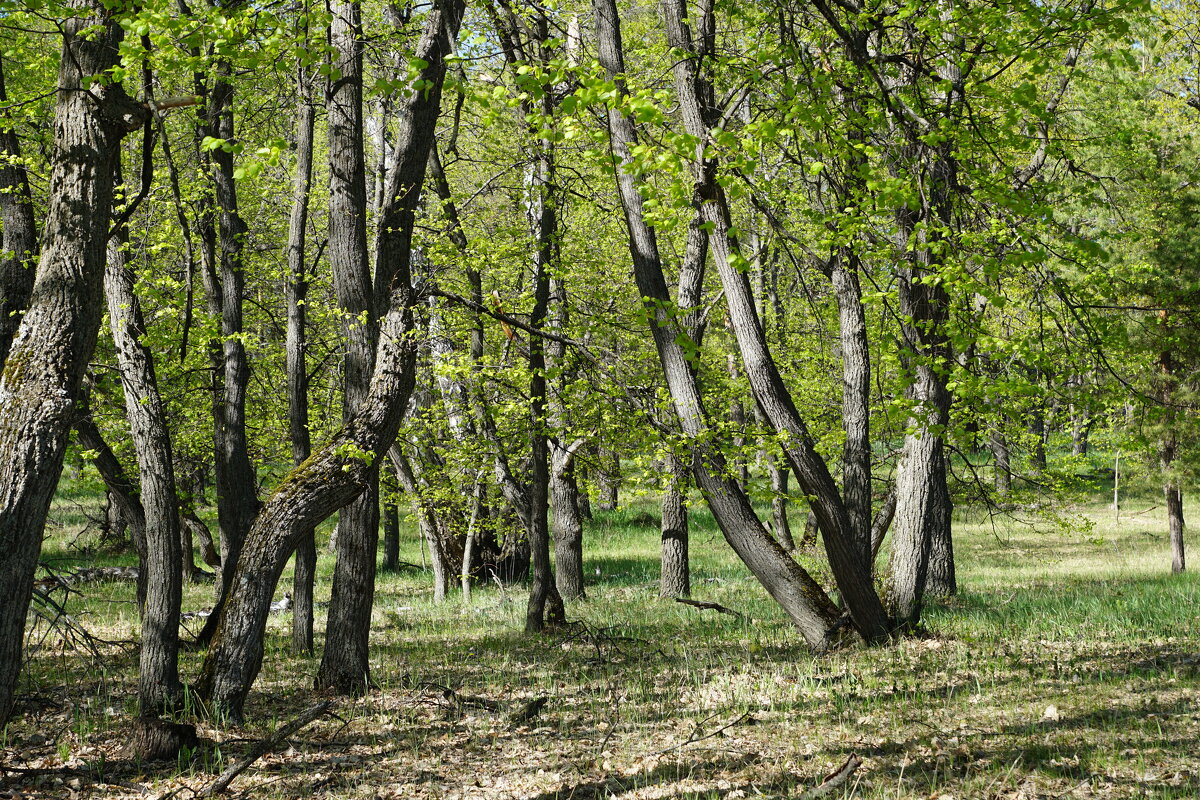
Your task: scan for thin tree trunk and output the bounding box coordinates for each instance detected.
[287,56,317,655]
[106,190,184,715]
[769,459,795,552]
[660,454,690,598]
[317,0,379,695]
[381,469,400,572]
[0,10,145,726]
[0,54,38,370]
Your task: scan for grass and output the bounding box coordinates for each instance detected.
[2,483,1198,799]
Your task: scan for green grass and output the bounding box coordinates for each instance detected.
[2,484,1198,799]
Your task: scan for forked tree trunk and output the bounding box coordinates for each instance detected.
[660,454,690,598]
[658,0,891,643]
[0,9,146,726]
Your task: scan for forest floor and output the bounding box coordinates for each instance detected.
[2,483,1199,799]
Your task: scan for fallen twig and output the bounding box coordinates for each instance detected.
[798,753,863,800]
[196,701,333,797]
[653,711,751,755]
[675,598,744,618]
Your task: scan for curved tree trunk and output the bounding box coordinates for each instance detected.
[196,0,464,721]
[658,0,891,643]
[0,9,145,726]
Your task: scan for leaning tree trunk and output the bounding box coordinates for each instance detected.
[660,453,690,598]
[0,54,38,370]
[107,197,185,716]
[594,0,842,650]
[0,9,146,726]
[658,0,891,643]
[197,0,465,721]
[317,0,380,695]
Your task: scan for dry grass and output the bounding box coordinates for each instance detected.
[2,486,1198,799]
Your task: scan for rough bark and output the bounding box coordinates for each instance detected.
[552,444,586,601]
[191,45,261,648]
[0,54,38,369]
[195,282,420,722]
[658,0,891,643]
[660,454,690,598]
[106,210,184,715]
[0,9,146,726]
[318,0,379,695]
[594,0,842,650]
[769,459,795,552]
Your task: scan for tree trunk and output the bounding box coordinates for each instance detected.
[381,470,400,572]
[769,459,795,552]
[658,0,891,643]
[1166,479,1185,574]
[284,48,317,655]
[192,51,261,648]
[106,201,184,715]
[317,0,378,695]
[0,10,145,726]
[197,0,464,721]
[660,454,690,598]
[0,54,38,370]
[552,452,586,601]
[596,450,620,511]
[594,0,843,650]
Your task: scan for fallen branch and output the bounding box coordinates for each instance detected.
[675,598,744,619]
[798,753,862,800]
[653,711,751,755]
[197,701,333,797]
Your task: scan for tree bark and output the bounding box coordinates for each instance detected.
[0,9,146,726]
[106,201,184,715]
[769,459,795,552]
[317,0,379,695]
[660,454,690,598]
[191,46,261,648]
[195,0,464,720]
[658,0,891,643]
[287,56,317,655]
[0,54,38,370]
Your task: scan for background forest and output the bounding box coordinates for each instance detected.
[0,0,1198,795]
